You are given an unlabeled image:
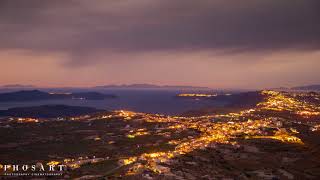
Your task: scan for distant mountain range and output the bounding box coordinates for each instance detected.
[0,90,116,102]
[95,84,210,90]
[1,84,35,89]
[0,105,105,118]
[0,84,210,90]
[271,84,320,91]
[2,83,319,91]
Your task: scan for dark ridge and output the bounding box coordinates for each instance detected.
[181,91,266,117]
[291,84,320,91]
[0,90,117,102]
[0,105,106,118]
[211,91,265,108]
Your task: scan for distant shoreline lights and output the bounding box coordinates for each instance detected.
[177,93,217,97]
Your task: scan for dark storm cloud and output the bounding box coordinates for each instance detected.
[1,0,320,60]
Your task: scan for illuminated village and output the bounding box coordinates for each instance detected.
[0,90,320,179]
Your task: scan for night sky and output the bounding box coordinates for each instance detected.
[1,0,319,89]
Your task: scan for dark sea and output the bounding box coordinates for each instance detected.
[0,89,236,115]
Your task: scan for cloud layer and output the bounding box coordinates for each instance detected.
[1,0,319,60]
[0,0,319,88]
